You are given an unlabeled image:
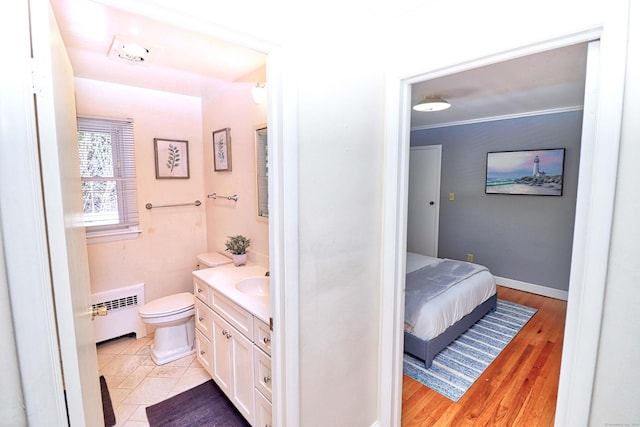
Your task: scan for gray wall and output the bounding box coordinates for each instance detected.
[410,111,583,291]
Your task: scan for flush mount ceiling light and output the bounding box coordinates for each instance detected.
[252,83,267,104]
[121,43,148,60]
[413,96,451,112]
[108,35,152,64]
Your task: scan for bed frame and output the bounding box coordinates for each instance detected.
[404,293,498,368]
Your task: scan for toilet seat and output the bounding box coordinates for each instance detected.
[139,292,194,319]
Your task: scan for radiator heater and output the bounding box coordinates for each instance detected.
[91,283,147,343]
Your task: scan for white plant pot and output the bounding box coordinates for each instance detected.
[233,253,247,266]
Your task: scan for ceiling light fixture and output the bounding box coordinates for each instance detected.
[121,43,149,61]
[413,96,451,112]
[108,36,151,64]
[252,83,267,104]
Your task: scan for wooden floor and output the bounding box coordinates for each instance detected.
[401,286,567,427]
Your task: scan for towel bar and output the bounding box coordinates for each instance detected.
[145,200,201,209]
[207,193,238,201]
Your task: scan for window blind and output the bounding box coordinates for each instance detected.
[77,117,139,232]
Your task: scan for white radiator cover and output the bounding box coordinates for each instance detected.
[92,283,147,343]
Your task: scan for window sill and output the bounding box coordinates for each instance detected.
[86,227,141,245]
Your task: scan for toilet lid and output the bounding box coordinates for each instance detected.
[139,292,194,317]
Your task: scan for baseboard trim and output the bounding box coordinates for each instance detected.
[494,276,568,301]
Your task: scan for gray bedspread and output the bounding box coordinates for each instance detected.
[405,259,488,329]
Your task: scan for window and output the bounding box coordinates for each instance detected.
[77,117,139,242]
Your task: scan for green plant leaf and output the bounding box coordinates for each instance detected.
[224,234,251,254]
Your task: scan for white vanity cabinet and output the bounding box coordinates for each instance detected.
[193,273,272,427]
[211,309,254,420]
[253,318,272,427]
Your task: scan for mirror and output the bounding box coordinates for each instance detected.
[255,125,268,220]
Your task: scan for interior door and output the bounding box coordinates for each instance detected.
[407,145,442,257]
[30,1,102,425]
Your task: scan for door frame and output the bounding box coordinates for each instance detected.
[407,145,442,257]
[379,18,628,427]
[0,0,69,424]
[2,1,299,426]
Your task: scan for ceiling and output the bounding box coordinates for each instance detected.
[50,0,267,97]
[410,43,588,129]
[50,0,587,126]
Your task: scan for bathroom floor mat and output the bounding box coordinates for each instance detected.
[145,379,250,427]
[100,375,116,426]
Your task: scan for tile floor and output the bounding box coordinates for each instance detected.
[97,333,210,427]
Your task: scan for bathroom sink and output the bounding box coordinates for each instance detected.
[235,276,270,297]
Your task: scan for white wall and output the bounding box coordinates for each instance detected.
[201,80,269,267]
[291,34,386,427]
[74,78,207,303]
[590,2,640,424]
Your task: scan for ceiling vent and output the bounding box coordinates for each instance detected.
[108,35,156,66]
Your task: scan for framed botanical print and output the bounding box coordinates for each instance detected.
[154,138,189,179]
[213,128,231,171]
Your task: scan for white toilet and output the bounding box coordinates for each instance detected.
[139,252,232,365]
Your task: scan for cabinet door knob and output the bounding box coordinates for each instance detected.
[226,332,232,339]
[221,330,227,336]
[263,376,271,383]
[200,350,206,355]
[197,288,203,293]
[199,316,204,321]
[263,337,271,344]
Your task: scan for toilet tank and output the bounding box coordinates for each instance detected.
[197,252,233,269]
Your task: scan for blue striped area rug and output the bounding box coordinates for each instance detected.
[403,299,537,402]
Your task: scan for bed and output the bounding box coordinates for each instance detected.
[404,252,497,368]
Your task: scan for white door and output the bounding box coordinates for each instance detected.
[407,145,442,257]
[30,1,102,425]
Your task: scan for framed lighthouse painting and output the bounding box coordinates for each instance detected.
[485,148,565,196]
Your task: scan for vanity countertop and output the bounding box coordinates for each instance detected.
[192,263,270,324]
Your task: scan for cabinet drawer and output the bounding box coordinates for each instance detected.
[254,318,271,356]
[254,347,272,402]
[194,299,212,341]
[193,278,210,303]
[211,289,253,340]
[254,388,273,427]
[195,329,213,376]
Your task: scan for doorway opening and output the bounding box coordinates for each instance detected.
[402,42,586,420]
[27,2,297,426]
[380,29,626,426]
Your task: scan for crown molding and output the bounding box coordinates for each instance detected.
[411,105,583,131]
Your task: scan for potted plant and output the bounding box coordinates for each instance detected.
[225,235,251,266]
